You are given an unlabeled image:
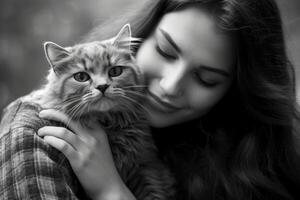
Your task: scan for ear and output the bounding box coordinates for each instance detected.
[44,41,71,69]
[113,24,132,51]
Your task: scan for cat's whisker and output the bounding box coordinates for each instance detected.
[63,98,82,110]
[114,88,146,99]
[74,103,85,123]
[60,97,84,111]
[61,98,79,108]
[82,94,91,100]
[73,102,85,117]
[69,102,88,128]
[113,93,125,98]
[58,100,77,110]
[120,93,143,105]
[120,95,148,113]
[82,96,91,102]
[86,103,92,118]
[66,105,79,123]
[116,99,139,119]
[130,37,143,42]
[121,84,148,87]
[48,98,83,124]
[82,92,95,102]
[112,88,130,95]
[122,90,147,99]
[120,85,148,89]
[121,99,146,121]
[123,103,140,120]
[64,95,83,101]
[123,89,145,95]
[118,38,142,45]
[112,89,126,96]
[120,87,146,91]
[67,101,84,126]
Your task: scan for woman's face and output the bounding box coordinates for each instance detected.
[136,7,235,127]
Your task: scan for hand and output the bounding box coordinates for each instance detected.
[38,109,136,200]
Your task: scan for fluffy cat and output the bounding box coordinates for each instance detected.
[21,24,175,199]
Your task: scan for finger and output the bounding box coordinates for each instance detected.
[39,109,81,136]
[43,135,79,163]
[38,126,83,151]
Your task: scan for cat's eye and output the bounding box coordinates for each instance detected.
[73,72,90,82]
[108,66,123,77]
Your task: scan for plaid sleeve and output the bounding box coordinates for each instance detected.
[0,126,84,200]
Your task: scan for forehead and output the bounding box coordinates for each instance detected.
[157,8,235,71]
[74,42,126,62]
[74,42,107,58]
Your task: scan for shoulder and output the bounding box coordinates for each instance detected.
[0,98,47,137]
[0,125,88,199]
[0,99,64,165]
[0,100,89,199]
[0,98,66,162]
[0,98,67,170]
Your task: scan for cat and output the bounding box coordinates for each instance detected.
[21,24,175,199]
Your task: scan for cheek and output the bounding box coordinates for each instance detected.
[136,40,160,76]
[186,84,230,114]
[63,79,89,97]
[116,70,136,85]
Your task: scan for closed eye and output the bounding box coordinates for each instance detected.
[193,71,219,87]
[155,44,177,60]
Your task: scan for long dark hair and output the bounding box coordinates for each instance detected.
[85,0,300,199]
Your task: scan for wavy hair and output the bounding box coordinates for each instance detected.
[85,0,300,199]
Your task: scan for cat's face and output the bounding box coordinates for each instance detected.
[44,25,144,118]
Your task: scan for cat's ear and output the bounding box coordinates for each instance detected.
[44,41,71,69]
[113,24,132,51]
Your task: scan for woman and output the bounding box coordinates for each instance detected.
[38,0,300,199]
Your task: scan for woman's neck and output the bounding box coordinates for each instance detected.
[150,118,208,153]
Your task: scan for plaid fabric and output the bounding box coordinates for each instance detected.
[0,99,91,200]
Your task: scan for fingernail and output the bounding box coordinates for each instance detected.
[39,110,47,118]
[37,128,42,135]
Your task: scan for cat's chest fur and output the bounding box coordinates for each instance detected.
[81,110,155,165]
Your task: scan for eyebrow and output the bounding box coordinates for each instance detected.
[158,28,231,78]
[158,28,181,53]
[200,66,231,77]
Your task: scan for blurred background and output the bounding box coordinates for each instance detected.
[0,0,300,112]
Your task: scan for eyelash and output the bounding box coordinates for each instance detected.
[155,43,218,88]
[193,72,218,87]
[155,45,177,60]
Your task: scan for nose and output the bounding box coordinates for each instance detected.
[159,64,185,97]
[96,84,109,93]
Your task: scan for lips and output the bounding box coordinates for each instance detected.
[147,90,181,113]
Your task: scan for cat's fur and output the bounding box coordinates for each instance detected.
[21,24,175,199]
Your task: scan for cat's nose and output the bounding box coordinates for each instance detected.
[96,84,109,93]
